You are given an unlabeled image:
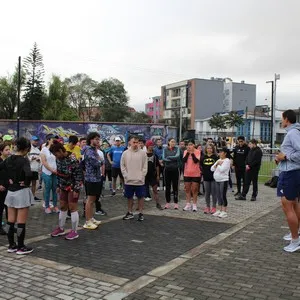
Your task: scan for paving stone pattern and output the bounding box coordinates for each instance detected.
[29,215,232,280]
[125,207,300,300]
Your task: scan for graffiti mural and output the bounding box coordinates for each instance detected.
[0,120,177,144]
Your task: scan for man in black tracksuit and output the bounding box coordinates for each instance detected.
[232,136,250,196]
[236,139,263,201]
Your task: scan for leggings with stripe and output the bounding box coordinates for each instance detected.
[164,168,179,203]
[215,181,228,207]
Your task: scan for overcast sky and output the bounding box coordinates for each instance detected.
[1,0,300,112]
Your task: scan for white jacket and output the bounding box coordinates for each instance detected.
[211,158,230,182]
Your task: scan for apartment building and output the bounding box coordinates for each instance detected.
[145,96,161,123]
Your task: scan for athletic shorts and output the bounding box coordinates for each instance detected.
[85,181,102,196]
[277,170,300,201]
[145,177,158,187]
[59,189,79,203]
[124,184,145,199]
[112,168,124,179]
[31,171,39,181]
[184,177,201,183]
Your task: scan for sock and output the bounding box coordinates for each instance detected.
[6,222,15,246]
[17,223,26,249]
[71,211,79,232]
[59,210,68,230]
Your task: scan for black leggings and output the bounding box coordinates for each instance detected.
[0,191,8,226]
[164,168,180,203]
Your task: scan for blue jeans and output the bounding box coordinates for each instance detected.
[42,173,58,208]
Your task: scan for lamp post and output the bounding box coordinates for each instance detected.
[17,56,21,138]
[266,80,274,150]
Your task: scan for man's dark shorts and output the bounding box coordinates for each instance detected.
[124,184,145,199]
[85,182,102,196]
[184,176,201,183]
[31,171,39,181]
[277,170,300,200]
[112,167,124,179]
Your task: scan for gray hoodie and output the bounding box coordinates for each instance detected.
[279,123,300,172]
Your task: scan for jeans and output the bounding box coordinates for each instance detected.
[204,181,217,208]
[42,173,58,208]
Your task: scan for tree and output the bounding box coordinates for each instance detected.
[208,113,227,134]
[225,111,244,133]
[125,111,152,123]
[65,73,97,121]
[20,42,46,120]
[93,78,129,122]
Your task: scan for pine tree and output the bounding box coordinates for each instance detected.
[20,42,45,119]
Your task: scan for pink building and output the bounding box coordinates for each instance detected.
[145,96,161,123]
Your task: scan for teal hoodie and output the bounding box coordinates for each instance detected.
[279,123,300,172]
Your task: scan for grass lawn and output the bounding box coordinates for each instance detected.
[258,160,278,184]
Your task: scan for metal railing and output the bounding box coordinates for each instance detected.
[258,151,279,180]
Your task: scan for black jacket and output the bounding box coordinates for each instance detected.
[233,145,250,169]
[245,147,263,171]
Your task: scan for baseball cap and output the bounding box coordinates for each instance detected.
[145,140,154,148]
[46,134,55,140]
[2,135,13,141]
[115,137,121,141]
[31,136,39,141]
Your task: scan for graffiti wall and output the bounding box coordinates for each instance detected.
[0,120,177,144]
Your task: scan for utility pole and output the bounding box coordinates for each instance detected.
[17,56,21,138]
[266,80,274,150]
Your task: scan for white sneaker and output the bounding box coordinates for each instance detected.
[192,204,197,212]
[284,239,300,252]
[157,187,160,191]
[145,197,152,201]
[183,203,191,211]
[212,210,221,217]
[283,231,300,241]
[218,211,228,218]
[163,186,166,191]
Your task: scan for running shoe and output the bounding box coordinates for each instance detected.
[192,204,197,212]
[65,230,79,240]
[183,203,191,211]
[283,231,300,241]
[51,227,65,237]
[145,197,152,201]
[53,207,60,213]
[95,210,107,216]
[34,196,42,201]
[91,218,101,226]
[83,221,98,230]
[156,203,163,210]
[164,203,170,209]
[210,207,217,214]
[204,207,210,214]
[45,208,52,214]
[123,212,134,220]
[137,213,144,221]
[174,203,179,210]
[284,239,300,253]
[212,210,221,217]
[111,191,116,196]
[16,246,34,255]
[7,243,18,253]
[218,211,228,218]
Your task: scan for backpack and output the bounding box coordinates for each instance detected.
[269,176,279,188]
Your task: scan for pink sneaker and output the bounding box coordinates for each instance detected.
[45,208,52,214]
[174,203,179,210]
[164,203,170,209]
[51,227,65,237]
[204,207,210,214]
[65,230,79,240]
[210,207,217,214]
[53,207,60,213]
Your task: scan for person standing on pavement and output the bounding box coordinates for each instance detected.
[28,136,42,201]
[201,144,218,214]
[121,136,148,221]
[235,139,263,201]
[276,109,300,253]
[154,138,165,191]
[0,142,10,235]
[64,135,81,160]
[107,137,126,196]
[144,140,163,210]
[182,141,201,212]
[40,134,58,214]
[162,138,181,209]
[1,137,34,254]
[49,141,83,240]
[211,147,231,218]
[82,132,102,230]
[102,142,112,191]
[232,136,250,197]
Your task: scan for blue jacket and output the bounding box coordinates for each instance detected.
[279,123,300,172]
[154,146,163,160]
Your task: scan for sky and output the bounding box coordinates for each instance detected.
[1,0,300,112]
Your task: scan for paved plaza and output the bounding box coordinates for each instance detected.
[0,184,299,300]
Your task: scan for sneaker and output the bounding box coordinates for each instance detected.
[34,196,42,201]
[164,203,170,209]
[157,187,160,191]
[38,185,42,190]
[83,221,98,230]
[111,191,116,196]
[145,197,152,201]
[95,210,107,216]
[123,212,134,220]
[16,246,33,255]
[192,204,197,212]
[137,213,144,221]
[250,197,256,201]
[7,243,18,253]
[284,239,300,252]
[283,231,300,241]
[183,203,191,211]
[51,227,65,237]
[210,207,217,214]
[45,208,52,214]
[204,207,210,214]
[235,195,246,201]
[218,211,228,218]
[163,186,166,191]
[212,210,221,217]
[91,218,101,226]
[156,203,163,210]
[234,192,241,197]
[65,230,79,240]
[50,201,54,208]
[174,203,179,210]
[53,207,60,213]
